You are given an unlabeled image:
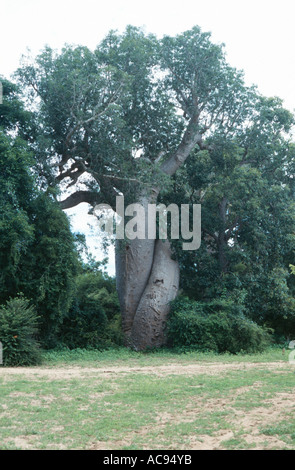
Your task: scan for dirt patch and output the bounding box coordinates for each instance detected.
[242,433,288,450]
[3,435,39,450]
[184,388,295,450]
[0,360,291,380]
[89,386,295,450]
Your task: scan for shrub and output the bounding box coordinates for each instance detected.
[59,271,123,349]
[59,296,108,349]
[167,296,272,354]
[0,295,41,366]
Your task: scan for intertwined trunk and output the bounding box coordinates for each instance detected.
[115,194,180,350]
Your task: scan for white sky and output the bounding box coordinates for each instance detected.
[2,0,295,111]
[1,0,295,274]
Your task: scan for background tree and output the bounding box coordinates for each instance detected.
[168,96,295,337]
[0,79,79,347]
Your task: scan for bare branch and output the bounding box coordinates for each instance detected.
[56,161,86,182]
[102,174,144,185]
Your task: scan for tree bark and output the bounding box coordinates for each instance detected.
[116,237,179,350]
[130,239,179,350]
[115,190,180,350]
[115,237,156,339]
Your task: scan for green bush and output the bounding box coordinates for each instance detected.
[167,296,272,354]
[59,271,123,349]
[59,296,108,349]
[0,295,41,366]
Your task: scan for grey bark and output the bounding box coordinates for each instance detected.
[114,185,181,350]
[130,239,180,350]
[115,237,156,339]
[116,236,179,350]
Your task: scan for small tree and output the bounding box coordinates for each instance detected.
[0,295,41,366]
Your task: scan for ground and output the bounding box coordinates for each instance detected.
[0,348,295,450]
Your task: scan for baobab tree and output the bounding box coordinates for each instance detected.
[18,25,256,349]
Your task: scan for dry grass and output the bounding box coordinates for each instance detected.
[1,348,295,450]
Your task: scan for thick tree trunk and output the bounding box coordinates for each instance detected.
[115,237,156,339]
[130,239,179,350]
[116,238,179,350]
[115,192,180,350]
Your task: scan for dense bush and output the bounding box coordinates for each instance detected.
[0,295,41,366]
[244,267,295,337]
[59,270,123,349]
[167,296,272,353]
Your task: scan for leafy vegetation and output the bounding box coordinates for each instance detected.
[0,80,80,350]
[167,296,272,353]
[58,267,123,349]
[165,94,295,337]
[0,295,41,366]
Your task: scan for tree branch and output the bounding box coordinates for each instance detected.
[203,228,218,242]
[59,191,107,210]
[160,112,207,176]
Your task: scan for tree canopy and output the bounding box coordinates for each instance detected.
[17,26,259,209]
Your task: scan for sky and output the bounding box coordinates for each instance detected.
[2,0,295,274]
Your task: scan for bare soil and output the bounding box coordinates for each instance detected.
[1,360,289,379]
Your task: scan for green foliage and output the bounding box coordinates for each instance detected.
[245,267,295,336]
[0,83,79,348]
[0,77,36,140]
[165,91,295,337]
[0,132,36,299]
[59,269,123,349]
[18,192,79,347]
[167,297,272,354]
[0,141,79,347]
[0,295,41,366]
[16,25,259,207]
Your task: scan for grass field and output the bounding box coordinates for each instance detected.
[1,347,295,450]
